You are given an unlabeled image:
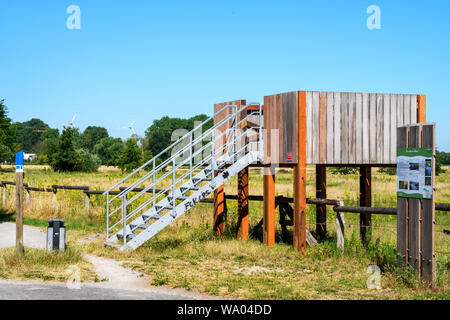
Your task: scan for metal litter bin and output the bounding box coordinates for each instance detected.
[47,219,66,252]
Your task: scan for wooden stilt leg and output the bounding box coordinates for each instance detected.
[316,165,327,239]
[237,168,249,241]
[263,167,275,246]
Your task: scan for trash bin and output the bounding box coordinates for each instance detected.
[47,219,66,252]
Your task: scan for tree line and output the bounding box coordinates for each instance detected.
[0,99,212,173]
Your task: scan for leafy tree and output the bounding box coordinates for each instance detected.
[0,100,18,162]
[118,138,143,172]
[49,127,79,172]
[93,137,124,166]
[330,167,359,175]
[74,148,101,172]
[79,126,109,151]
[15,118,52,152]
[144,114,212,161]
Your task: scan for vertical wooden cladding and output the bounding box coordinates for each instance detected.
[263,91,298,164]
[263,91,422,165]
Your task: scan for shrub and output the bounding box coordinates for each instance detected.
[74,148,101,172]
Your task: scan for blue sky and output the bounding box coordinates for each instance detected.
[1,1,449,150]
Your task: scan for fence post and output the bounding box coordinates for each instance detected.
[85,191,91,218]
[52,189,57,210]
[2,183,6,208]
[336,200,345,251]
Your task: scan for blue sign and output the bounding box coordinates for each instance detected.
[16,150,24,172]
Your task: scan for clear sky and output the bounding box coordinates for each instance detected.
[1,1,449,150]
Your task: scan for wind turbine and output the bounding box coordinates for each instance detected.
[60,112,78,128]
[121,119,136,136]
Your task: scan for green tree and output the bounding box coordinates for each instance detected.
[144,114,212,161]
[93,137,124,166]
[74,148,101,172]
[79,126,109,152]
[15,118,52,153]
[0,100,18,162]
[50,127,78,172]
[118,138,143,172]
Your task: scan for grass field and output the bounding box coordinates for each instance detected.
[0,164,448,299]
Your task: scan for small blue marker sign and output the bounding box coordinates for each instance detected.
[16,150,24,173]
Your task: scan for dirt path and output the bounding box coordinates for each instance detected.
[0,222,46,249]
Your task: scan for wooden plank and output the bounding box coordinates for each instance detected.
[319,92,327,164]
[312,92,320,164]
[277,94,283,163]
[263,167,275,247]
[326,92,334,164]
[355,93,363,164]
[369,94,377,163]
[360,166,372,245]
[362,93,370,163]
[306,92,313,164]
[390,95,398,163]
[294,91,307,252]
[341,92,349,164]
[376,94,384,164]
[397,126,408,268]
[333,92,341,164]
[397,95,404,126]
[383,94,391,164]
[348,93,356,164]
[316,165,327,239]
[237,168,249,241]
[421,123,435,286]
[410,95,417,124]
[403,94,411,125]
[408,125,422,273]
[291,91,299,163]
[417,95,426,123]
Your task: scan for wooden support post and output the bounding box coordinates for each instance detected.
[213,181,226,236]
[417,95,426,123]
[336,210,345,251]
[422,124,436,287]
[2,184,6,208]
[397,126,409,268]
[263,167,275,246]
[360,166,372,245]
[25,189,30,205]
[85,193,91,218]
[237,167,249,241]
[315,165,326,239]
[52,189,57,210]
[293,91,307,252]
[15,172,24,257]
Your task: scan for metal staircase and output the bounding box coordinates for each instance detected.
[104,104,263,250]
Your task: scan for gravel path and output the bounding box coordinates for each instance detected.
[0,221,46,249]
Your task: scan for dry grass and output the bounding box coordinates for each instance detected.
[0,165,448,299]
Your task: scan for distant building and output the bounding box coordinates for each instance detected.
[23,153,36,161]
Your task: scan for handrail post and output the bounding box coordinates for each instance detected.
[152,158,155,207]
[211,127,215,177]
[122,195,127,248]
[190,131,193,180]
[259,104,263,160]
[172,158,176,210]
[106,191,109,239]
[234,105,238,162]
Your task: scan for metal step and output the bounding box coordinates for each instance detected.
[117,233,136,240]
[180,187,199,194]
[155,205,173,212]
[130,224,149,230]
[167,195,187,201]
[192,178,212,185]
[142,214,162,222]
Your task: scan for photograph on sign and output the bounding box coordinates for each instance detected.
[397,147,433,199]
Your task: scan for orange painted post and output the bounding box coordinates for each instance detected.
[237,167,249,241]
[213,177,226,235]
[293,91,307,252]
[263,167,275,246]
[417,95,426,123]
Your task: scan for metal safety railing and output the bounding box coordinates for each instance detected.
[104,104,263,241]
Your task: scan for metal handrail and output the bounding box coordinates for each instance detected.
[106,104,264,240]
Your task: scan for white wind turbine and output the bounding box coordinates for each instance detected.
[121,119,137,136]
[60,112,78,128]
